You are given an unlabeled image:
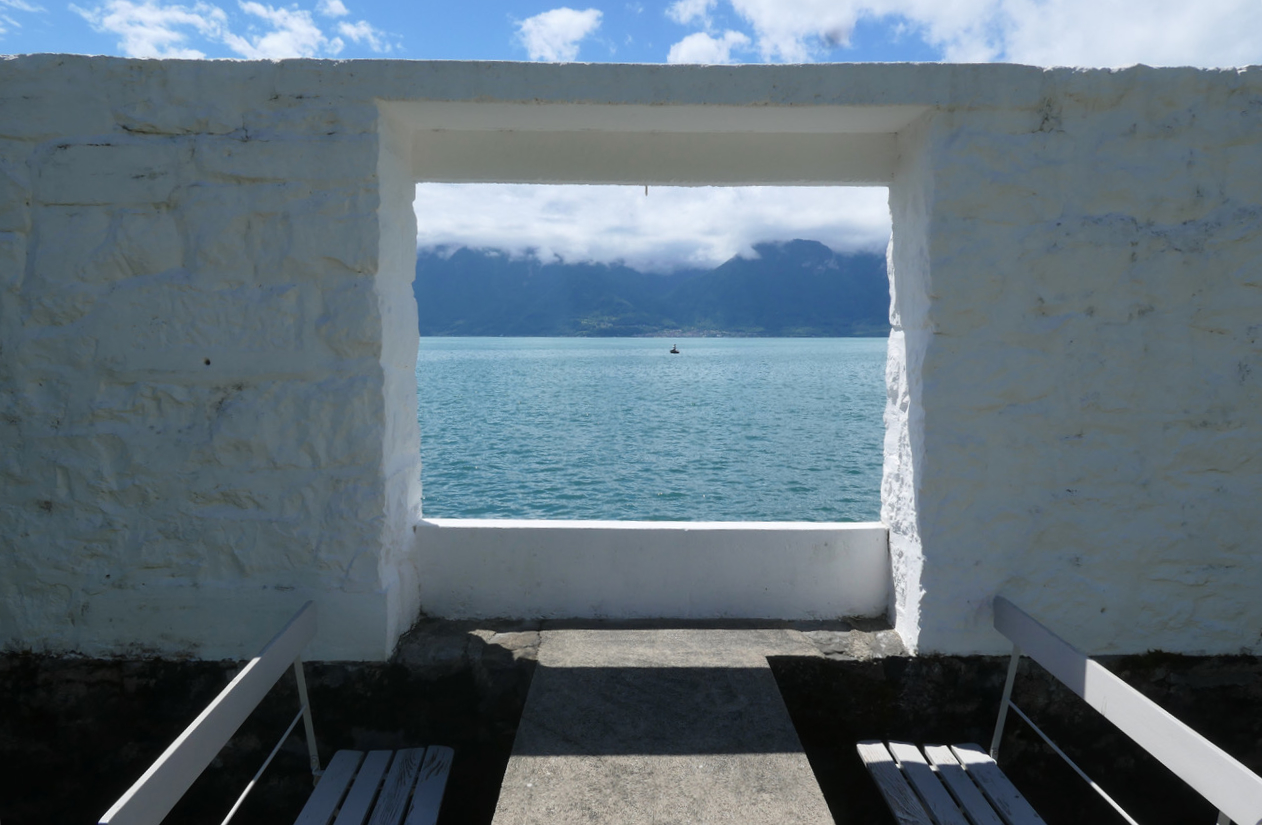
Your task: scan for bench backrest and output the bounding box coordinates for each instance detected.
[994,597,1262,825]
[99,601,318,825]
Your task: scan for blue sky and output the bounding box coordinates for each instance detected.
[4,0,1260,269]
[7,0,1260,65]
[1,1,965,62]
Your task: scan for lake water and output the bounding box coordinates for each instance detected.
[416,337,887,521]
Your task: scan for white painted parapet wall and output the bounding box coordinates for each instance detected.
[884,68,1262,655]
[416,520,889,620]
[1,57,1259,659]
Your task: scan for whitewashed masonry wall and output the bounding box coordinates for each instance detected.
[887,68,1262,653]
[0,57,1259,659]
[0,58,421,659]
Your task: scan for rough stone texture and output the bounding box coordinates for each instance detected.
[0,57,404,659]
[883,109,934,654]
[889,67,1262,654]
[491,628,834,825]
[1,56,1260,659]
[802,625,908,661]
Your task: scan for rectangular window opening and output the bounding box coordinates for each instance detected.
[411,183,891,522]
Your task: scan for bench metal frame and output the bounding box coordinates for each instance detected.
[990,596,1262,825]
[99,602,324,825]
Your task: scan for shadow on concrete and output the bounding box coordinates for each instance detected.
[7,626,1254,825]
[509,665,803,756]
[534,617,873,631]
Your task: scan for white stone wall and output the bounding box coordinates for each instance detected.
[0,57,409,659]
[416,520,890,620]
[892,67,1262,654]
[882,111,936,653]
[1,57,1259,659]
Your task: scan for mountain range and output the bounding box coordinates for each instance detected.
[413,239,890,337]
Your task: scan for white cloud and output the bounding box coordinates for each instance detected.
[415,184,890,273]
[0,0,42,36]
[981,0,1262,67]
[72,0,398,59]
[726,0,856,62]
[515,7,602,61]
[221,1,340,58]
[337,18,390,52]
[72,0,227,58]
[713,0,1262,67]
[667,29,750,63]
[666,0,715,26]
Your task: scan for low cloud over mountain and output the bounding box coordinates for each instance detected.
[414,239,889,337]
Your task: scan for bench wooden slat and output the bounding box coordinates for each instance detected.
[887,742,971,825]
[367,747,426,825]
[994,597,1262,825]
[334,750,395,825]
[100,602,319,825]
[404,746,454,825]
[295,749,364,825]
[922,745,1005,825]
[857,741,935,825]
[950,744,1045,825]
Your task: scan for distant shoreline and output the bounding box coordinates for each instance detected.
[418,330,891,338]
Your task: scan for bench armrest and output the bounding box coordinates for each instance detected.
[100,602,318,825]
[994,596,1262,825]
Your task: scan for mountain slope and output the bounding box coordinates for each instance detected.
[414,241,889,336]
[662,240,889,336]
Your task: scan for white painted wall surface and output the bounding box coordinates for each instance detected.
[882,109,934,654]
[0,57,407,659]
[1,57,1259,659]
[892,69,1262,655]
[416,520,890,620]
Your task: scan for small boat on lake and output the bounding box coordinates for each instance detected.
[670,344,680,354]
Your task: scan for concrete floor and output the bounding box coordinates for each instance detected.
[490,628,839,824]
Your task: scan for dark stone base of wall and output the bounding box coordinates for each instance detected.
[2,621,1259,825]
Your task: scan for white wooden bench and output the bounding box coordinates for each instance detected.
[858,596,1262,825]
[98,602,453,825]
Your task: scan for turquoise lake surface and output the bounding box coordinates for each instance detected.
[416,337,887,521]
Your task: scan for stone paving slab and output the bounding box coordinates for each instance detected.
[491,629,834,824]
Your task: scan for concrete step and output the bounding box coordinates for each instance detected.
[491,628,835,824]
